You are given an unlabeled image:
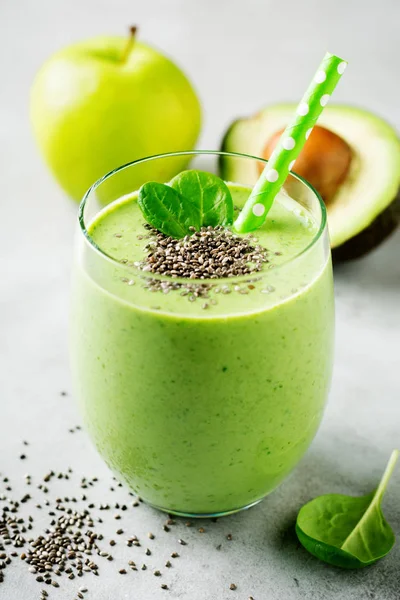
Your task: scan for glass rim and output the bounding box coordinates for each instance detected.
[78,150,328,282]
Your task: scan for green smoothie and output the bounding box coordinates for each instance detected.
[71,183,334,515]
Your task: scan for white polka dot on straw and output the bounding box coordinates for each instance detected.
[282,137,296,150]
[320,94,330,106]
[265,169,279,182]
[297,102,309,116]
[233,52,347,234]
[315,70,326,83]
[252,203,265,217]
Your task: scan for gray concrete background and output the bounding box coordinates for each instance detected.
[1,0,400,598]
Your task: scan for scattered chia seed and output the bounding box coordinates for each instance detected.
[226,533,233,541]
[230,583,237,590]
[1,445,254,597]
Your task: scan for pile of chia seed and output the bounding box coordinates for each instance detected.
[139,224,269,279]
[119,224,276,306]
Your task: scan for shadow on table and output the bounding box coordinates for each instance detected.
[144,437,399,599]
[255,442,400,599]
[333,228,400,291]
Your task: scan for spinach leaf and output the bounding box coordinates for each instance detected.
[296,449,399,568]
[169,170,234,228]
[137,181,200,239]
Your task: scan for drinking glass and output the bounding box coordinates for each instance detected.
[70,151,334,517]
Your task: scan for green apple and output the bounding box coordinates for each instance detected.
[30,29,202,201]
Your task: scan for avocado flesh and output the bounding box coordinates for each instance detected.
[220,104,400,259]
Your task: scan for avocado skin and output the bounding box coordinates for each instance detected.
[219,118,400,262]
[332,189,400,262]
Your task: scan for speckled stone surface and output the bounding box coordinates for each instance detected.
[1,1,400,598]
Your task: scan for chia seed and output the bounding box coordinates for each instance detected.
[0,444,252,596]
[139,225,269,280]
[120,224,273,302]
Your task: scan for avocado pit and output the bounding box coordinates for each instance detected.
[261,125,353,204]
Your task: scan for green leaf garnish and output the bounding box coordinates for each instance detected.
[296,449,399,569]
[170,170,234,228]
[138,171,234,239]
[138,182,200,239]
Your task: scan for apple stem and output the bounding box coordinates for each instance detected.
[120,26,137,63]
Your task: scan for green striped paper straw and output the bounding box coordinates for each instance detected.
[234,52,347,234]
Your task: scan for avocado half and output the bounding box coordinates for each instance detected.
[220,104,400,261]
